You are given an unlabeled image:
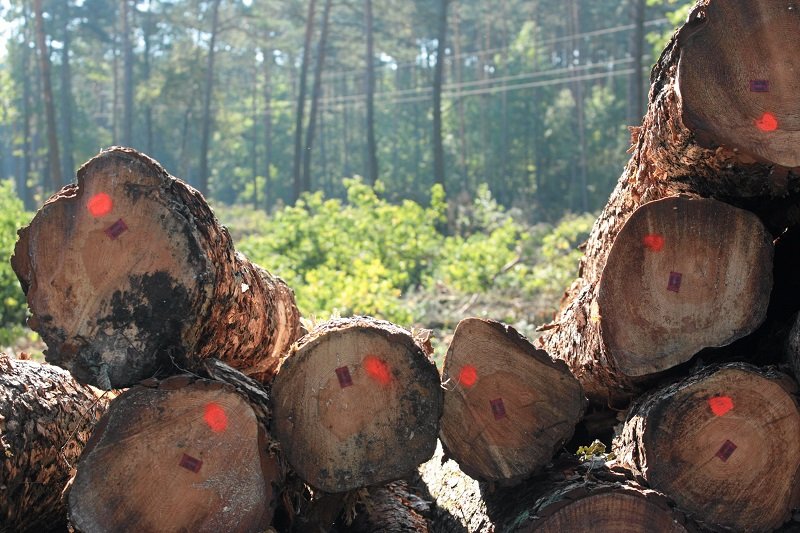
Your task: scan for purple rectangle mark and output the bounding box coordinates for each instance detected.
[104,218,128,240]
[715,440,737,462]
[179,453,203,473]
[667,271,683,293]
[490,398,507,420]
[335,366,353,388]
[750,79,769,92]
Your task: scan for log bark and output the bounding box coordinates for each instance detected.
[0,353,109,533]
[613,362,800,531]
[11,147,302,389]
[68,359,282,532]
[439,318,585,483]
[271,317,443,493]
[418,443,695,532]
[346,481,431,533]
[785,312,800,381]
[536,0,800,405]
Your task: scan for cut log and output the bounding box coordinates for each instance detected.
[613,363,800,531]
[418,443,695,532]
[540,195,772,403]
[11,147,301,389]
[537,0,800,405]
[599,197,771,375]
[271,317,443,493]
[67,359,281,532]
[346,481,431,533]
[439,318,585,483]
[786,312,800,381]
[0,352,109,533]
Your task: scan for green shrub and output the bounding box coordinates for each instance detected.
[0,181,32,341]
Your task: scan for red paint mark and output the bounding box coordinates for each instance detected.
[179,453,203,473]
[715,440,737,462]
[667,271,683,293]
[643,233,665,252]
[364,355,392,385]
[708,396,734,417]
[204,402,228,432]
[335,366,353,388]
[459,365,478,388]
[490,398,507,420]
[104,218,128,239]
[755,112,778,132]
[750,80,769,92]
[87,193,113,217]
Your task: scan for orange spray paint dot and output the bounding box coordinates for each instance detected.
[755,112,778,132]
[204,402,228,432]
[642,234,665,252]
[87,193,113,217]
[708,396,734,417]
[459,365,478,388]
[364,355,392,385]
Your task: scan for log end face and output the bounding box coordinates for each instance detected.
[440,318,585,482]
[598,197,773,379]
[271,317,442,492]
[677,0,800,168]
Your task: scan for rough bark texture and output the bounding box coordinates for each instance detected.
[439,318,585,483]
[271,317,443,493]
[68,359,281,532]
[786,312,800,382]
[0,353,109,533]
[347,481,431,533]
[11,147,301,389]
[536,0,800,404]
[418,443,695,532]
[614,363,800,531]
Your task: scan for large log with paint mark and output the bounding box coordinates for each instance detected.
[439,318,585,483]
[0,353,109,533]
[11,147,301,389]
[418,443,696,533]
[613,363,800,531]
[271,317,443,493]
[537,0,800,404]
[67,359,282,532]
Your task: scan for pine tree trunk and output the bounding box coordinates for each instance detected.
[614,363,800,531]
[11,147,301,389]
[364,0,378,185]
[121,0,133,146]
[292,0,317,203]
[439,318,585,483]
[59,3,75,181]
[197,0,221,196]
[67,359,282,532]
[536,0,797,404]
[432,0,448,192]
[32,0,62,192]
[0,353,109,533]
[418,444,695,532]
[271,317,442,493]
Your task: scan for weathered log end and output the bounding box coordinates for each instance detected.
[271,317,443,493]
[678,0,800,168]
[439,318,585,483]
[0,353,109,533]
[599,196,773,377]
[614,363,800,531]
[11,147,300,389]
[68,369,281,532]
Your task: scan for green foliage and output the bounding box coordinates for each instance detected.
[0,180,31,342]
[231,180,594,326]
[576,439,615,462]
[646,0,694,56]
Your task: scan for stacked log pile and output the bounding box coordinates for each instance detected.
[3,0,800,530]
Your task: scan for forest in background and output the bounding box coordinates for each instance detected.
[0,0,693,357]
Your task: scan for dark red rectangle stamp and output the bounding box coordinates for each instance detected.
[667,271,682,293]
[715,440,737,462]
[179,453,203,473]
[335,366,353,388]
[749,79,769,92]
[490,398,507,420]
[104,218,128,240]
